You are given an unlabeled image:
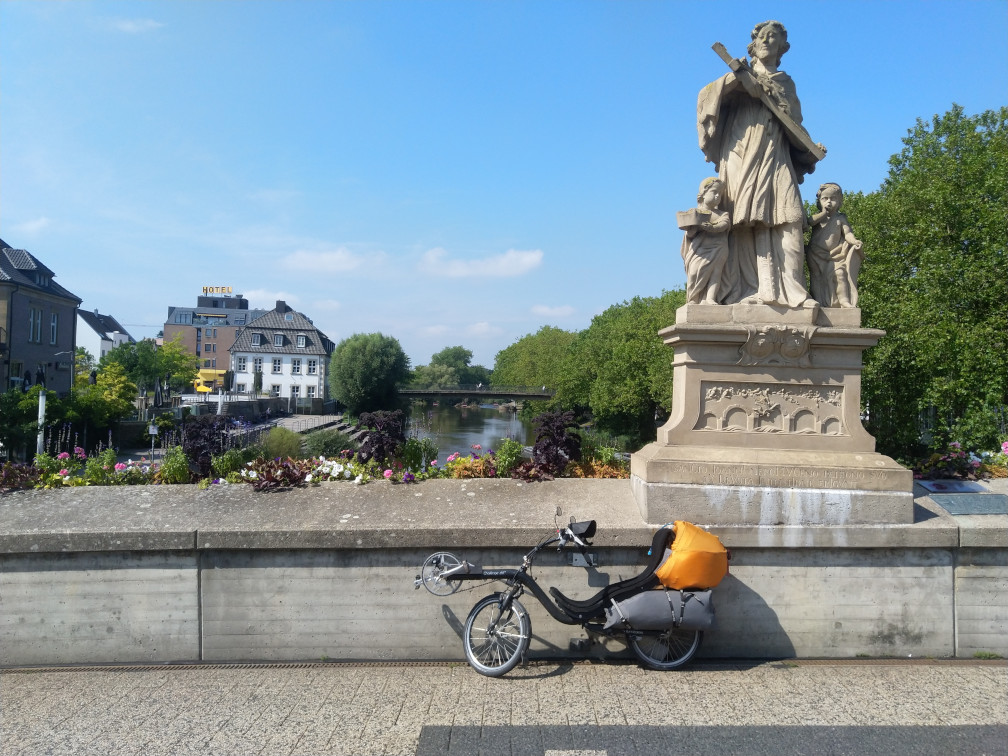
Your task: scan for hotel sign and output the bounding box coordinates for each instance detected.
[202,286,233,294]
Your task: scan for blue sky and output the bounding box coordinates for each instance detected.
[3,0,1006,368]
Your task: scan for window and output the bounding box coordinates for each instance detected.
[236,357,247,372]
[307,359,317,375]
[251,333,261,346]
[285,313,294,321]
[290,385,300,398]
[291,359,301,374]
[306,385,316,399]
[204,359,211,368]
[273,333,283,347]
[297,334,306,348]
[272,358,282,373]
[236,383,246,393]
[50,313,59,345]
[253,357,263,373]
[270,385,281,397]
[196,328,202,340]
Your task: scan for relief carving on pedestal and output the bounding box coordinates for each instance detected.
[738,325,815,366]
[694,381,844,435]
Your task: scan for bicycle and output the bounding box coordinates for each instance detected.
[414,509,720,677]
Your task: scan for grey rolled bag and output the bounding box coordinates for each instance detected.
[603,588,715,632]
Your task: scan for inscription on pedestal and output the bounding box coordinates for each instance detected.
[694,381,846,436]
[665,462,888,489]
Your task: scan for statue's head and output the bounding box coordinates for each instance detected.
[697,177,724,205]
[816,183,844,212]
[748,20,790,67]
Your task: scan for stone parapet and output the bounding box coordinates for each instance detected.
[0,482,1004,666]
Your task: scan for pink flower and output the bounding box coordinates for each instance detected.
[430,460,438,467]
[58,468,69,476]
[57,452,70,461]
[114,463,127,472]
[74,447,86,459]
[1002,441,1008,455]
[472,444,482,451]
[383,469,393,479]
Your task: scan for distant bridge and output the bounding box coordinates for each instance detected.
[399,384,554,400]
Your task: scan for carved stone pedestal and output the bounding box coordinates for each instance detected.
[630,303,914,525]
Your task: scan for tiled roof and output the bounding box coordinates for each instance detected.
[0,243,81,303]
[231,306,334,356]
[78,309,134,342]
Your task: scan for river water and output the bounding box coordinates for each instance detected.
[408,403,534,460]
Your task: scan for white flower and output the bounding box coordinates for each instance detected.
[305,474,313,483]
[248,471,258,479]
[354,474,363,484]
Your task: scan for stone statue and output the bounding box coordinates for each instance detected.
[679,177,730,304]
[805,183,864,307]
[697,20,825,307]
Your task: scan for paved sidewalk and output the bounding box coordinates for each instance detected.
[2,660,1005,756]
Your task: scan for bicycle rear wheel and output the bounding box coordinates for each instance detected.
[463,594,530,677]
[630,628,702,670]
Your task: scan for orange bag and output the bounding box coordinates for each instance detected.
[654,521,728,590]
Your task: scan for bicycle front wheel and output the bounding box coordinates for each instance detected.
[630,628,702,670]
[463,594,531,677]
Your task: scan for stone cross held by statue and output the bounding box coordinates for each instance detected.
[711,41,826,161]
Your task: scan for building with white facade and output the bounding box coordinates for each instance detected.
[229,300,334,404]
[77,309,134,361]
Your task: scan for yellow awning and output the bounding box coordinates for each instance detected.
[197,369,227,381]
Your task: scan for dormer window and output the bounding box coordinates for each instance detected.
[284,313,294,321]
[251,333,261,346]
[273,333,283,347]
[297,334,306,348]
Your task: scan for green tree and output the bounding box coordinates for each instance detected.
[492,326,577,388]
[100,335,198,395]
[844,105,1008,458]
[74,347,96,386]
[558,290,686,445]
[427,345,490,385]
[328,333,411,414]
[64,362,139,451]
[410,362,459,389]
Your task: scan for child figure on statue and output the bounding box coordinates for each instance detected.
[679,177,731,304]
[805,183,864,307]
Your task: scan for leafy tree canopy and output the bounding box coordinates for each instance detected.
[100,335,198,393]
[491,326,577,389]
[845,105,1008,458]
[557,290,685,443]
[329,332,411,414]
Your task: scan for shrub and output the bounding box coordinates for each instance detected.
[402,436,438,474]
[0,462,40,491]
[494,438,524,478]
[531,410,582,478]
[159,445,192,484]
[356,410,406,465]
[264,426,304,460]
[212,447,260,479]
[304,428,359,459]
[442,447,496,479]
[181,414,234,474]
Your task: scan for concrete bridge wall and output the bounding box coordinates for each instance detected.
[0,481,1005,666]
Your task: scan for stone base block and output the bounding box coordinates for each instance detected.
[631,442,914,525]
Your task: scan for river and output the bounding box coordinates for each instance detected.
[408,403,534,460]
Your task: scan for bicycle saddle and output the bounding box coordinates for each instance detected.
[549,526,673,617]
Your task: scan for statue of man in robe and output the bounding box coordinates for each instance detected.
[697,20,824,307]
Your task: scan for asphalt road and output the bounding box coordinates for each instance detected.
[2,659,1005,756]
